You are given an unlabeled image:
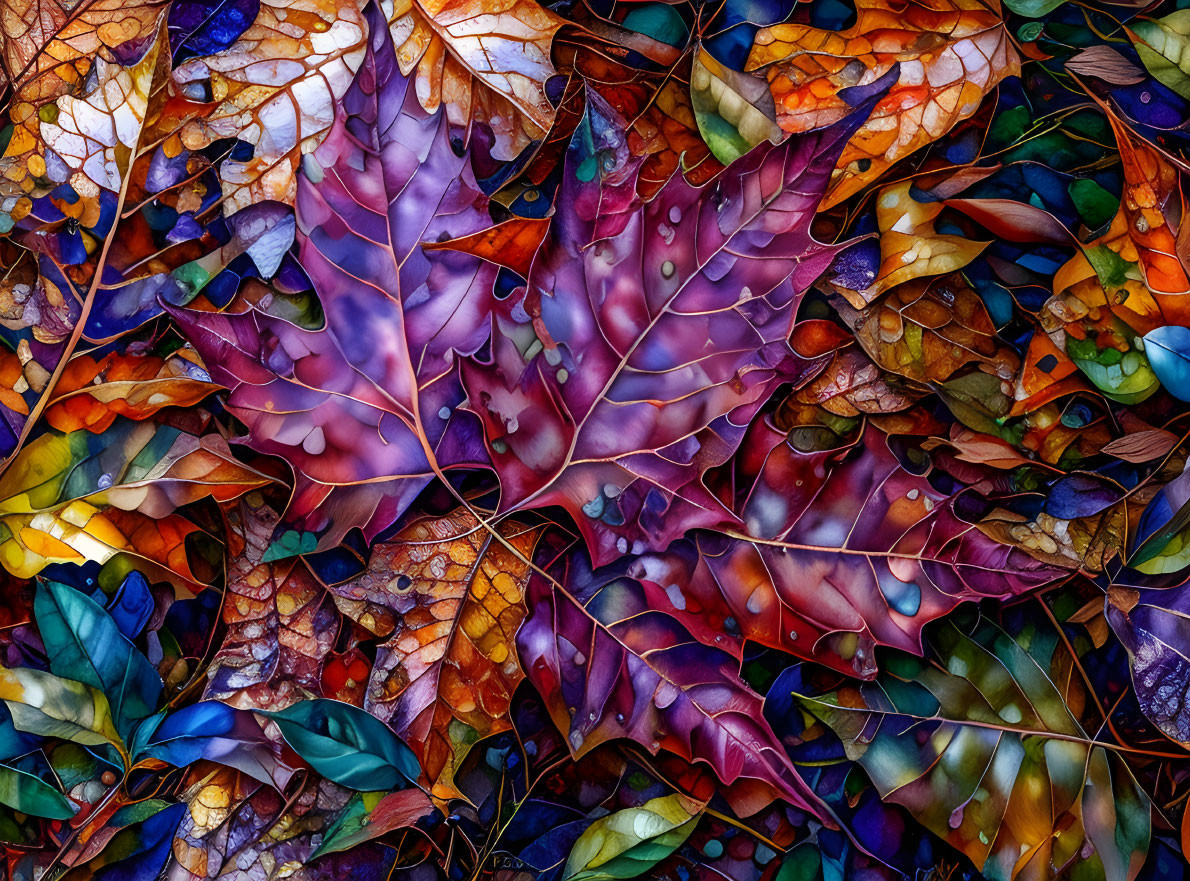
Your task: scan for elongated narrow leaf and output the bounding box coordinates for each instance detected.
[563,794,703,881]
[0,763,74,820]
[264,699,420,790]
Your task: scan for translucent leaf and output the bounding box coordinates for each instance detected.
[562,794,703,881]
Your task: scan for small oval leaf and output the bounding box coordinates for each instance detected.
[1144,325,1190,403]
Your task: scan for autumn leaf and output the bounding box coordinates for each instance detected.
[205,497,337,710]
[747,0,1020,208]
[462,78,892,565]
[325,508,541,799]
[171,5,496,548]
[802,617,1150,881]
[172,0,368,213]
[45,346,218,433]
[387,0,565,161]
[517,556,826,816]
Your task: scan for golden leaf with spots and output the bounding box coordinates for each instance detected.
[329,508,541,799]
[747,0,1019,209]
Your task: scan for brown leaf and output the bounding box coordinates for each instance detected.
[1066,45,1148,85]
[1101,429,1181,463]
[839,273,1016,384]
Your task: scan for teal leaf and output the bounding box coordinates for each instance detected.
[0,764,75,820]
[263,699,420,790]
[1003,0,1065,17]
[1143,325,1190,403]
[34,581,162,738]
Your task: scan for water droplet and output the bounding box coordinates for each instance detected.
[437,406,451,420]
[661,260,675,278]
[668,206,682,224]
[665,583,686,611]
[573,651,586,665]
[97,473,113,490]
[949,805,964,829]
[556,368,569,384]
[569,730,584,750]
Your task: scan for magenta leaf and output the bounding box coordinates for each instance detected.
[462,76,896,566]
[170,4,495,547]
[692,423,1067,677]
[516,558,824,816]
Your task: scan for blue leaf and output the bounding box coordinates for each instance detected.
[1143,325,1190,403]
[106,571,153,638]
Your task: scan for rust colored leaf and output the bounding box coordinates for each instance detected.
[206,496,338,710]
[423,216,551,278]
[839,273,1018,383]
[46,346,219,433]
[327,508,542,798]
[1101,429,1181,463]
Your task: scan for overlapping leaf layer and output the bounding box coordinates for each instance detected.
[0,0,1189,879]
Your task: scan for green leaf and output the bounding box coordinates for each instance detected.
[1065,319,1158,405]
[691,47,783,166]
[0,764,75,820]
[801,618,1150,881]
[34,581,162,739]
[311,789,433,858]
[1004,0,1065,17]
[0,666,125,761]
[263,699,420,790]
[1133,11,1190,101]
[620,3,688,48]
[562,794,703,881]
[1068,179,1118,230]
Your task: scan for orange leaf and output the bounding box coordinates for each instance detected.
[424,216,550,278]
[747,0,1019,208]
[207,497,337,710]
